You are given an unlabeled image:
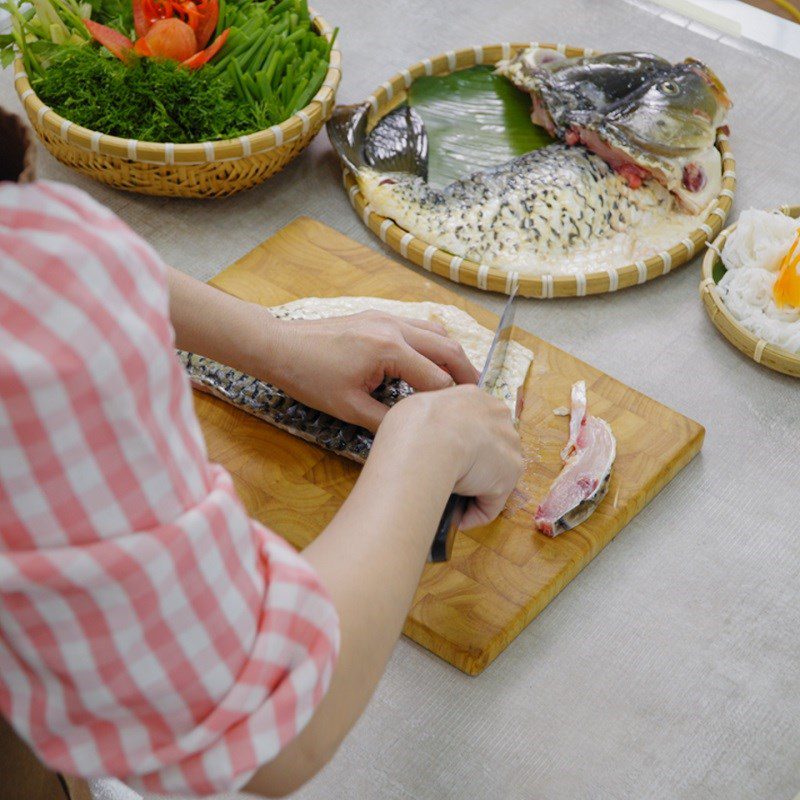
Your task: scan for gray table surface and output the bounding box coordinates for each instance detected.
[4,1,799,798]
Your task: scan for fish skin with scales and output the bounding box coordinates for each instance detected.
[179,350,393,463]
[357,139,706,277]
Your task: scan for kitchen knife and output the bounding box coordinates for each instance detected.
[428,292,519,562]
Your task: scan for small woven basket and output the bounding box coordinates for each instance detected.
[344,41,736,298]
[12,10,340,198]
[700,205,800,378]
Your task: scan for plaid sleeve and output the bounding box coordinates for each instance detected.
[0,181,340,795]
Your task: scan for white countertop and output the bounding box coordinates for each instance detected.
[3,1,800,798]
[652,0,800,58]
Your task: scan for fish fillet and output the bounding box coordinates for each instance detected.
[535,381,616,536]
[180,297,533,463]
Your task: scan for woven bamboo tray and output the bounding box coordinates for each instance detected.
[12,11,340,198]
[699,205,800,378]
[342,41,736,298]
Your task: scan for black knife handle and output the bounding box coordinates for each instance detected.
[429,493,469,562]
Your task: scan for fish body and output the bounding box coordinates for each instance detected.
[180,296,533,463]
[496,49,731,211]
[356,133,702,277]
[535,381,616,537]
[328,51,730,276]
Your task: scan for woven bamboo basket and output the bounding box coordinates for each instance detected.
[342,41,736,298]
[12,10,340,198]
[699,205,800,378]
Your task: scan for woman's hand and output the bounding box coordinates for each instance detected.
[265,310,480,431]
[167,269,479,432]
[377,383,524,529]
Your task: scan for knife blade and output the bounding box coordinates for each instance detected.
[428,292,519,562]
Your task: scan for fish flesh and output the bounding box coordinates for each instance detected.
[328,51,730,276]
[534,381,616,537]
[560,379,586,461]
[180,296,533,463]
[495,49,731,212]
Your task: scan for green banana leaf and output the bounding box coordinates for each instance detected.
[408,65,554,188]
[712,255,727,284]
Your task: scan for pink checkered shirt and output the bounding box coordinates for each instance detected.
[0,181,340,795]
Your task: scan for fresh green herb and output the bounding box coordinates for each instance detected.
[712,255,727,284]
[32,45,266,141]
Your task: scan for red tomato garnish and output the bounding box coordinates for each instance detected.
[133,0,218,48]
[140,18,197,62]
[181,27,228,69]
[191,0,218,48]
[133,36,152,56]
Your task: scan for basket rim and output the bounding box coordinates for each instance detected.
[12,7,340,165]
[342,40,737,298]
[699,204,800,377]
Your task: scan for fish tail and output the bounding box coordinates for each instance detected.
[327,102,428,179]
[327,103,371,174]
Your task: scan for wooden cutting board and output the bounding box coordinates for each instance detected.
[194,217,704,675]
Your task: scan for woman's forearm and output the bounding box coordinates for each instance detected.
[244,411,460,797]
[167,266,481,433]
[167,266,277,376]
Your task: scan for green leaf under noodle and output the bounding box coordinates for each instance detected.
[408,65,554,188]
[712,255,727,284]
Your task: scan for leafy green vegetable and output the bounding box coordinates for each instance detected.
[32,45,266,141]
[208,0,335,120]
[88,0,134,36]
[408,65,554,188]
[0,0,91,76]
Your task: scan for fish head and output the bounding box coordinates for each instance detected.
[496,50,675,134]
[498,49,731,210]
[601,60,730,158]
[597,59,731,209]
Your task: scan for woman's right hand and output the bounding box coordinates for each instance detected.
[377,384,524,530]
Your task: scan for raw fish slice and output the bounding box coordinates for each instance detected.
[535,383,616,537]
[560,379,587,460]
